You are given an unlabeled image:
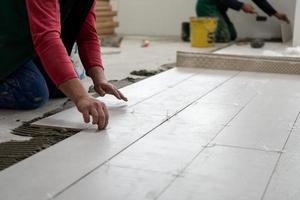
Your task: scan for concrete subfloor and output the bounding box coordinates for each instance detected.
[0,37,224,143]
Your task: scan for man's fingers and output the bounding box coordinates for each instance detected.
[96,105,106,130]
[89,107,99,125]
[96,86,106,96]
[112,87,122,100]
[102,103,109,129]
[82,111,90,123]
[117,90,128,101]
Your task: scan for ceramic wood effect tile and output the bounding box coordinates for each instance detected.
[33,68,200,129]
[259,73,300,97]
[54,165,174,200]
[200,71,271,106]
[263,126,300,200]
[0,68,237,200]
[0,111,164,200]
[129,70,238,116]
[158,146,279,200]
[109,103,242,174]
[214,95,300,150]
[49,103,241,200]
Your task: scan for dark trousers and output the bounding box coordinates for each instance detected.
[0,60,49,109]
[196,0,237,42]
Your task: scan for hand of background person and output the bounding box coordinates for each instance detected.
[242,3,255,14]
[275,12,290,24]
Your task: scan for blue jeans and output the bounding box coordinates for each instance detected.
[0,60,49,109]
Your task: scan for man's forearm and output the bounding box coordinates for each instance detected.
[252,0,277,16]
[58,78,90,104]
[222,0,244,11]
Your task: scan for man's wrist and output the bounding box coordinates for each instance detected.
[58,78,91,105]
[87,66,106,84]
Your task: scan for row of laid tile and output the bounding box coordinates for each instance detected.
[55,71,300,200]
[33,67,201,129]
[53,72,277,200]
[0,68,237,200]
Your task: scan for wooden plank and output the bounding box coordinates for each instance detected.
[96,1,110,7]
[96,21,119,29]
[158,146,278,200]
[0,69,236,200]
[96,17,114,23]
[96,5,112,12]
[96,11,117,18]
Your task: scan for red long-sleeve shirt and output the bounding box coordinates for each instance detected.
[25,0,103,85]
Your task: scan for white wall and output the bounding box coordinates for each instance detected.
[293,0,300,46]
[112,0,296,39]
[228,0,296,39]
[112,0,197,37]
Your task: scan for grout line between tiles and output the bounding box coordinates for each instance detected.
[51,71,240,199]
[260,111,300,200]
[154,91,256,200]
[210,143,285,154]
[104,163,177,177]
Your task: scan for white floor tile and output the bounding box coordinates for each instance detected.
[33,68,199,129]
[109,103,241,174]
[54,165,174,200]
[263,128,300,200]
[158,146,278,200]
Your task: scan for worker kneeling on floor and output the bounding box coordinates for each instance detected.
[0,0,127,130]
[196,0,290,42]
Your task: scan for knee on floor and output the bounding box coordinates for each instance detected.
[22,88,49,109]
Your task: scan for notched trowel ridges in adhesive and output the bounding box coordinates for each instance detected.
[177,52,300,75]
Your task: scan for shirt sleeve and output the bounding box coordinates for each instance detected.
[77,1,104,71]
[252,0,277,16]
[25,0,78,86]
[222,0,244,11]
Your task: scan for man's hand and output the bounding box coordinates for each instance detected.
[58,78,109,130]
[87,67,128,101]
[275,12,290,24]
[242,3,255,14]
[76,96,109,130]
[94,81,128,101]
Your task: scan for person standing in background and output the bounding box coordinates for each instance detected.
[196,0,290,42]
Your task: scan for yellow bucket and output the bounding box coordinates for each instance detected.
[190,17,218,47]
